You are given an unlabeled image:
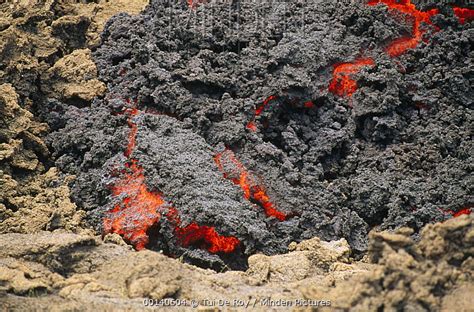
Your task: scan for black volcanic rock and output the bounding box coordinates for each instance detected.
[47,0,473,269]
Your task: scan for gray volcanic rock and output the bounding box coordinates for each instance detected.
[135,114,285,255]
[47,0,473,268]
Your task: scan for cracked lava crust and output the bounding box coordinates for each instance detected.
[44,0,473,270]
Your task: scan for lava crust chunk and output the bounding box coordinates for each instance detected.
[48,0,473,268]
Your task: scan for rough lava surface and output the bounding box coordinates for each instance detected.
[1,0,473,310]
[46,0,473,268]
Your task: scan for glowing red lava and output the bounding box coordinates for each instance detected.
[124,108,138,157]
[104,108,163,250]
[367,0,439,57]
[452,7,474,25]
[327,1,439,100]
[246,121,257,131]
[328,58,375,97]
[187,0,206,9]
[104,158,163,250]
[104,103,240,253]
[214,149,288,221]
[167,208,240,253]
[438,206,472,219]
[246,95,278,131]
[452,208,471,217]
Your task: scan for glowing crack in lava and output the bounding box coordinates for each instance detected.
[246,95,278,131]
[452,208,472,217]
[328,58,375,97]
[438,206,472,219]
[214,149,288,221]
[327,1,439,99]
[187,0,206,9]
[246,96,315,131]
[124,108,138,157]
[452,7,474,25]
[367,0,439,57]
[103,105,240,253]
[167,207,240,253]
[104,157,163,250]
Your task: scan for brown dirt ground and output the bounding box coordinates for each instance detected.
[0,0,148,235]
[1,216,472,311]
[0,1,472,311]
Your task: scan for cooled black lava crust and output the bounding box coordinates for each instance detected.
[45,0,473,269]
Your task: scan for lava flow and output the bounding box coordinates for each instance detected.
[104,157,163,250]
[104,103,240,253]
[328,58,375,97]
[167,207,240,253]
[452,208,472,218]
[452,7,474,25]
[246,96,316,131]
[438,206,472,218]
[187,0,206,9]
[214,149,288,221]
[246,95,278,131]
[367,0,439,57]
[327,1,438,99]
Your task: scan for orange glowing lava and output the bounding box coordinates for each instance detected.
[187,0,206,9]
[367,0,439,57]
[328,58,375,97]
[104,109,162,250]
[214,149,287,221]
[124,108,138,157]
[246,121,257,131]
[246,95,278,131]
[167,208,240,253]
[438,206,472,219]
[104,159,164,250]
[452,208,471,217]
[452,7,474,24]
[246,96,315,131]
[104,103,240,253]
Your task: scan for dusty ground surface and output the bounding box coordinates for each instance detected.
[1,0,473,311]
[0,0,148,235]
[1,216,472,311]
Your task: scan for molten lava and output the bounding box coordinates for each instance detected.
[104,103,240,253]
[214,149,288,221]
[246,96,315,130]
[104,109,163,250]
[104,158,163,250]
[452,208,471,217]
[246,95,278,131]
[327,1,440,100]
[439,206,472,219]
[367,0,439,57]
[452,7,474,25]
[167,208,240,253]
[187,0,206,9]
[124,108,138,157]
[328,58,375,97]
